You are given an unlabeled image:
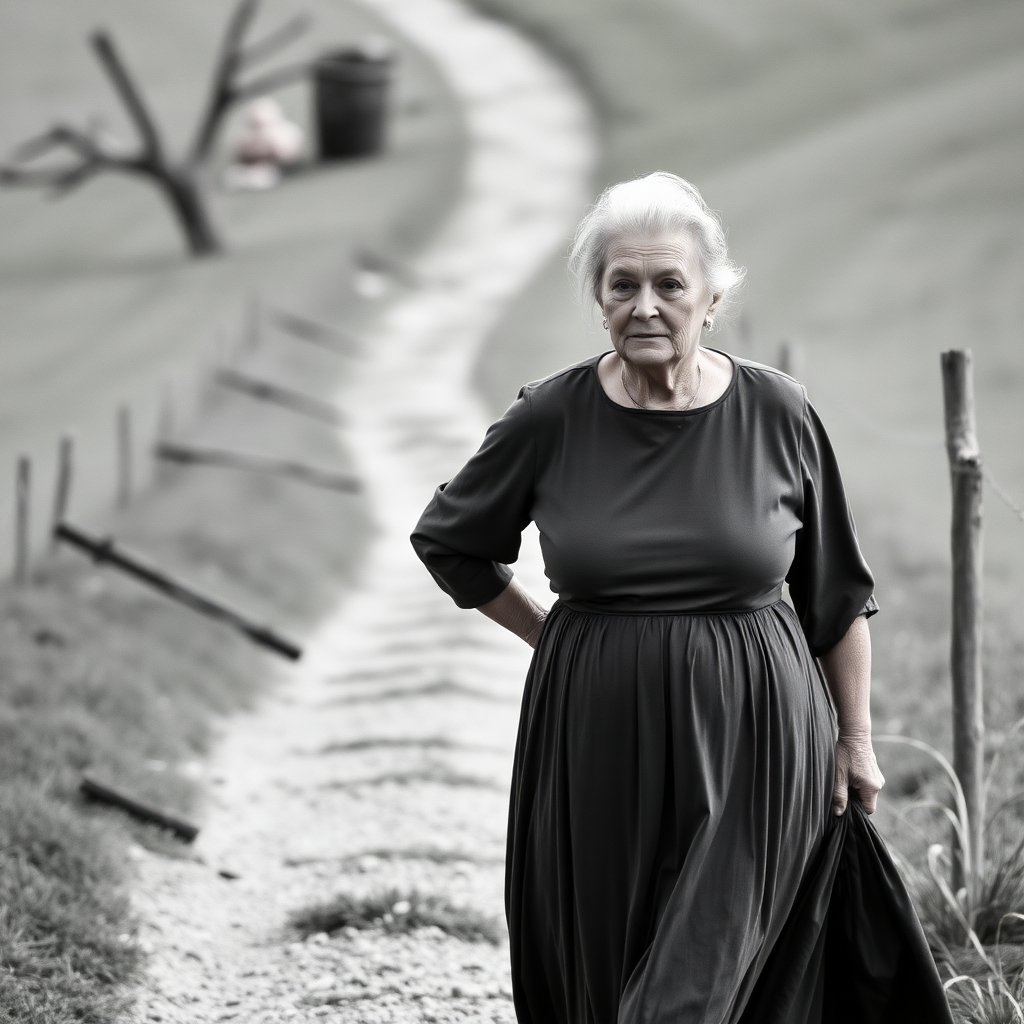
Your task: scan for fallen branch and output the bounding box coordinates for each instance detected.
[54,522,302,660]
[81,777,199,842]
[216,367,346,424]
[156,441,360,494]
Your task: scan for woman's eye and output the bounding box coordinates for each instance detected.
[661,279,683,290]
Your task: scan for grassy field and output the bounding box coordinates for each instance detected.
[0,1,466,1018]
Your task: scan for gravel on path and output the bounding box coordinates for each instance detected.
[130,1,595,1021]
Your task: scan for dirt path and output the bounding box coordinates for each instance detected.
[129,2,594,1021]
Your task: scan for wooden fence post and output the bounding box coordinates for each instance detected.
[246,291,261,351]
[50,434,74,547]
[117,404,132,507]
[776,340,803,380]
[157,381,175,442]
[940,349,985,894]
[14,456,30,585]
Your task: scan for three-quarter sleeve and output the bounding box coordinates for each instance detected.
[786,397,878,656]
[411,389,536,608]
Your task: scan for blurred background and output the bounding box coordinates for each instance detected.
[0,0,465,571]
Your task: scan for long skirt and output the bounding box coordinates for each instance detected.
[504,601,952,1024]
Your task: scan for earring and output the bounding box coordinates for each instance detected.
[602,317,609,330]
[703,317,714,332]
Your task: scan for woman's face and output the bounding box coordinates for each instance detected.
[599,230,718,370]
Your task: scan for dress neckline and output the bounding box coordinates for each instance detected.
[592,348,739,417]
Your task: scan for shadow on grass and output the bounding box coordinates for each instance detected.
[312,735,508,756]
[289,887,505,945]
[326,680,517,706]
[321,763,503,791]
[284,844,503,868]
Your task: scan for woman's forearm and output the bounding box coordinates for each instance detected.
[819,614,873,739]
[818,614,885,814]
[477,577,548,647]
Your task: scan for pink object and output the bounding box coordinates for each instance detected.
[233,98,303,166]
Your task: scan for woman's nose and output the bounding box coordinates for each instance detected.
[632,284,658,319]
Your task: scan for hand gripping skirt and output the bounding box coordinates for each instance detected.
[504,600,952,1024]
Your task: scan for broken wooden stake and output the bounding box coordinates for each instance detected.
[245,292,262,351]
[14,456,30,584]
[117,404,132,506]
[216,367,346,425]
[81,776,199,842]
[270,307,359,356]
[776,340,803,380]
[50,434,74,550]
[54,522,302,660]
[155,441,360,494]
[157,380,176,442]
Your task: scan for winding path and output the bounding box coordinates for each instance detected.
[131,1,595,1021]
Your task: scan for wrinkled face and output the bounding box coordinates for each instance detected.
[599,230,718,369]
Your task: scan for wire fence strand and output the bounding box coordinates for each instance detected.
[985,470,1024,525]
[826,398,1022,527]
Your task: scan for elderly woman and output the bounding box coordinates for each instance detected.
[412,173,950,1022]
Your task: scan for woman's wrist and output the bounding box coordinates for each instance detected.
[837,721,872,743]
[477,578,547,648]
[524,611,548,648]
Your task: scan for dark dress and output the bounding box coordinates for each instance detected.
[411,353,952,1024]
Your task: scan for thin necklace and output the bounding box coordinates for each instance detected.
[620,358,702,411]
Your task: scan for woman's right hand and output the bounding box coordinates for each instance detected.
[477,578,549,648]
[524,613,548,649]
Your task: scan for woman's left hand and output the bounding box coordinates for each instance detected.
[832,732,885,816]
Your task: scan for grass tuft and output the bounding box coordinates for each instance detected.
[0,782,141,1024]
[917,832,1024,952]
[944,961,1024,1024]
[289,888,505,945]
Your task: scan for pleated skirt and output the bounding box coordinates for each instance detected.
[504,600,952,1024]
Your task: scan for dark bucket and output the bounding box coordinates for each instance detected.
[313,45,393,159]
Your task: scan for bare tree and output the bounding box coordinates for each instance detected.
[0,0,311,256]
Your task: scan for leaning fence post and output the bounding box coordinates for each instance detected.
[14,456,30,584]
[117,404,132,507]
[940,349,985,894]
[50,434,74,547]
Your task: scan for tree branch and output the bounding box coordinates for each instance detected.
[239,13,310,69]
[90,31,167,169]
[0,123,144,195]
[187,0,261,166]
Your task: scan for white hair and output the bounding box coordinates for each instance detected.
[568,172,745,323]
